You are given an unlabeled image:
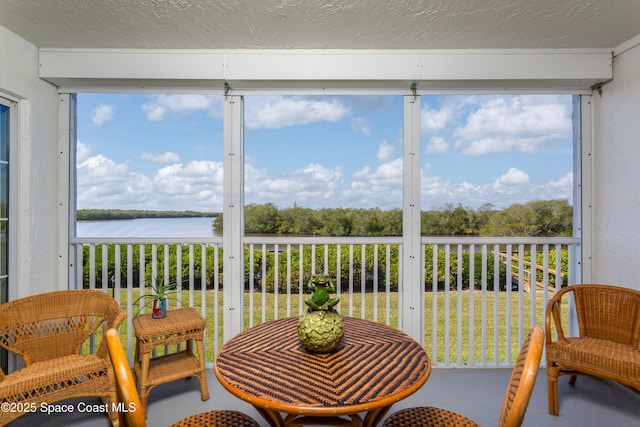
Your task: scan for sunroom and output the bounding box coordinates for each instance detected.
[1,1,640,426]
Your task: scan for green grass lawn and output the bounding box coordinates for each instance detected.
[109,289,566,364]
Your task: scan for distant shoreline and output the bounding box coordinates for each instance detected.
[77,209,220,221]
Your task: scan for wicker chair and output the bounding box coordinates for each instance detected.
[382,326,544,427]
[0,289,126,425]
[546,284,640,415]
[105,328,259,427]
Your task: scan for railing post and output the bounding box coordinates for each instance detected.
[402,94,423,343]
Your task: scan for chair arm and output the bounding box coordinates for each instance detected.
[545,286,573,343]
[95,295,126,359]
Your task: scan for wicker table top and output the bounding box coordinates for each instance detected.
[214,316,431,426]
[133,307,206,352]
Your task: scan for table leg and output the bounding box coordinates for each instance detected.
[363,405,392,427]
[138,352,151,415]
[195,338,210,401]
[254,406,286,427]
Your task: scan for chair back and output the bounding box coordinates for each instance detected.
[571,284,640,346]
[498,325,544,427]
[106,328,147,427]
[0,290,125,364]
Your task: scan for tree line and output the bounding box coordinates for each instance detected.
[77,209,219,220]
[212,199,573,237]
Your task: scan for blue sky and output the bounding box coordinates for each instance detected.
[76,93,573,212]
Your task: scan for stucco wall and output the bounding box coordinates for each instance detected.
[591,42,640,291]
[0,25,62,297]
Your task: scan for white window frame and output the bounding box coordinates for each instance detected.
[63,88,589,344]
[0,95,17,303]
[0,94,18,374]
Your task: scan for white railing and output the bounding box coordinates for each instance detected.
[70,235,579,367]
[70,237,224,363]
[242,236,402,327]
[421,237,578,367]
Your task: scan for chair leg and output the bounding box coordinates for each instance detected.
[547,367,559,415]
[105,390,119,424]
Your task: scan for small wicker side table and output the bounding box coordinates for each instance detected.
[132,307,210,413]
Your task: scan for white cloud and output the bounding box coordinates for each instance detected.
[92,104,114,126]
[356,158,403,184]
[493,168,530,188]
[420,167,573,210]
[248,166,345,206]
[377,141,395,162]
[143,104,166,121]
[351,117,370,135]
[152,161,224,207]
[141,95,222,121]
[425,136,448,154]
[245,162,343,207]
[421,102,452,133]
[142,151,180,163]
[244,96,350,129]
[547,172,573,192]
[532,172,574,201]
[77,153,154,208]
[345,159,403,208]
[76,144,224,210]
[76,141,91,163]
[245,159,402,209]
[454,95,571,155]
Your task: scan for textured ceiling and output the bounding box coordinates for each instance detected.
[0,0,639,50]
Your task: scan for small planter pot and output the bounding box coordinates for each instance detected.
[151,298,167,319]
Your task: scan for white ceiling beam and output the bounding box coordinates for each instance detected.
[39,48,612,92]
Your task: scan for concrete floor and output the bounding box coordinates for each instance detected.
[7,368,640,427]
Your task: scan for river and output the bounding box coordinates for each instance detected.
[76,217,221,238]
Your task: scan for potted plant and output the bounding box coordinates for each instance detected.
[297,274,344,353]
[133,276,179,319]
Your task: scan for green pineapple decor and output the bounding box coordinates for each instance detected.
[297,274,344,353]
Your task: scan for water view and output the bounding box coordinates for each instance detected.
[76,217,220,238]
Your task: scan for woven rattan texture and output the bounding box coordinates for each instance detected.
[497,326,542,427]
[548,337,640,380]
[169,410,260,427]
[546,284,640,415]
[382,406,481,427]
[215,316,430,412]
[135,350,203,385]
[133,307,206,352]
[133,307,209,412]
[0,289,125,425]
